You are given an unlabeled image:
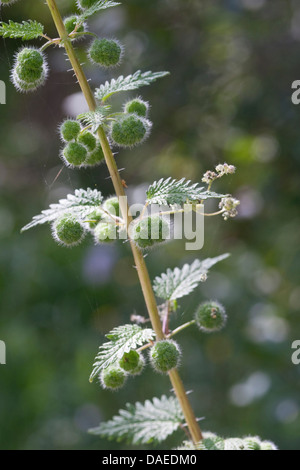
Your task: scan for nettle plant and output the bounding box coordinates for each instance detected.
[1,0,277,450]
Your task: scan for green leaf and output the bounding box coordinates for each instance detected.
[89,324,155,382]
[89,395,184,444]
[21,188,103,232]
[146,177,226,206]
[95,70,169,102]
[78,0,121,22]
[77,106,110,133]
[153,254,230,301]
[0,20,44,40]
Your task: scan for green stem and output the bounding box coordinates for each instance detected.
[45,0,202,445]
[167,320,196,338]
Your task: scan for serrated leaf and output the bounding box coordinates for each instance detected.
[95,70,169,102]
[89,395,184,444]
[21,188,103,232]
[89,324,155,382]
[77,106,109,133]
[0,20,44,40]
[146,177,226,206]
[153,254,230,301]
[78,0,121,22]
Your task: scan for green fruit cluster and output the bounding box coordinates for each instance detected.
[194,300,227,333]
[149,340,181,374]
[130,215,170,250]
[11,47,48,93]
[59,120,104,168]
[52,213,86,247]
[89,38,123,68]
[110,114,152,148]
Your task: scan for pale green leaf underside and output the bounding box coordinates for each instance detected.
[78,0,121,22]
[153,254,230,301]
[89,324,155,382]
[95,70,169,102]
[89,395,184,444]
[21,188,103,232]
[146,177,226,206]
[0,20,44,40]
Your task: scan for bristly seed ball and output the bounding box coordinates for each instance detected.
[60,120,81,142]
[149,339,181,374]
[11,47,48,93]
[83,144,105,167]
[110,114,152,148]
[130,215,170,250]
[52,214,85,247]
[77,131,97,152]
[88,38,123,67]
[194,301,227,333]
[119,350,145,375]
[100,366,127,390]
[62,142,88,167]
[94,222,117,243]
[124,98,149,118]
[63,15,85,36]
[77,0,99,9]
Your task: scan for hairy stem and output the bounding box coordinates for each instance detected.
[46,0,202,444]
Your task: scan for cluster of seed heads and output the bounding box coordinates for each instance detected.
[11,47,48,93]
[129,214,170,250]
[51,196,120,247]
[59,119,105,168]
[100,339,181,390]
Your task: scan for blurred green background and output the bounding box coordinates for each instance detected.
[0,0,299,450]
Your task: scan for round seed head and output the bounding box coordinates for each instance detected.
[11,47,48,93]
[52,214,85,247]
[60,119,81,142]
[194,301,227,333]
[94,222,117,243]
[88,38,123,67]
[110,114,152,148]
[77,131,97,151]
[119,350,145,375]
[103,197,120,218]
[149,339,181,374]
[83,144,105,167]
[130,215,170,250]
[62,142,88,167]
[100,366,126,390]
[124,98,149,117]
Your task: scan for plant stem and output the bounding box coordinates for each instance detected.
[45,0,203,444]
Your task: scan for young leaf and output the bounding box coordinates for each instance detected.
[0,20,44,40]
[77,106,110,133]
[153,254,230,301]
[89,324,155,382]
[89,395,184,444]
[21,188,103,232]
[146,177,226,206]
[78,0,121,23]
[95,70,169,102]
